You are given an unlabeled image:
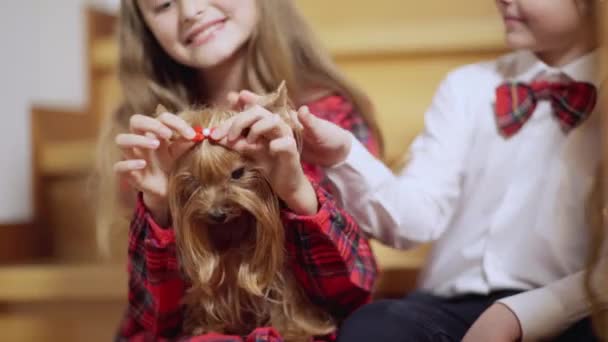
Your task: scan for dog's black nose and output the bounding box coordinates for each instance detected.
[208,211,228,223]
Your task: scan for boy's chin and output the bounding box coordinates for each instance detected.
[503,33,537,51]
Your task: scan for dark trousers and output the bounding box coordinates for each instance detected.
[337,291,597,342]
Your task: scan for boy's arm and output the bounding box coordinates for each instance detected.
[495,220,608,342]
[496,265,608,341]
[325,72,475,249]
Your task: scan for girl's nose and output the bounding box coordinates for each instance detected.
[180,0,207,23]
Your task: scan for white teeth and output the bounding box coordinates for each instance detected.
[188,22,221,45]
[199,24,218,39]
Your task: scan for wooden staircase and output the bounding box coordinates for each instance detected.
[0,9,125,341]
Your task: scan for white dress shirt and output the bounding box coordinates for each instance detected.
[326,50,605,340]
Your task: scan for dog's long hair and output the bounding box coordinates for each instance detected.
[167,88,334,340]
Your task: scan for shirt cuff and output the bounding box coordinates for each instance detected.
[325,134,393,202]
[497,273,590,341]
[136,193,175,247]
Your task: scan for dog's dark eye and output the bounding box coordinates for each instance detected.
[231,167,245,180]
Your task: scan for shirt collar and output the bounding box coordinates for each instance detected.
[512,49,601,88]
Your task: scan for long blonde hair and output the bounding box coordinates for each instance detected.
[95,0,382,254]
[585,171,607,340]
[584,0,608,339]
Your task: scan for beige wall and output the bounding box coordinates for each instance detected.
[0,0,89,223]
[297,0,505,163]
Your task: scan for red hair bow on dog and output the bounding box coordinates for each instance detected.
[192,126,216,142]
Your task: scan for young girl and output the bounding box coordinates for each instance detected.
[231,0,603,340]
[95,0,381,340]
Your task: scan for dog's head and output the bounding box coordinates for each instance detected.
[166,83,299,295]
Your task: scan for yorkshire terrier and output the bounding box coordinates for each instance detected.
[165,84,335,341]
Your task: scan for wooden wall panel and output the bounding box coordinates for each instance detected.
[0,301,123,342]
[337,52,502,162]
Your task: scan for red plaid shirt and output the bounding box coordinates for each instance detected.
[116,95,379,342]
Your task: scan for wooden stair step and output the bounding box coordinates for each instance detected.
[39,139,97,176]
[0,263,126,302]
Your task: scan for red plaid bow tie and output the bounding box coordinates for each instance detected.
[494,81,597,137]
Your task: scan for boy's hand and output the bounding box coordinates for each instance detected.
[462,303,522,342]
[296,105,352,167]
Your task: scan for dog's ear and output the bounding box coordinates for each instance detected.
[155,104,169,116]
[284,109,303,154]
[271,81,289,110]
[267,83,299,128]
[259,81,289,112]
[275,109,303,155]
[253,82,303,153]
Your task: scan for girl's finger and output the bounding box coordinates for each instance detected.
[117,144,148,162]
[227,90,262,111]
[246,114,290,143]
[219,136,263,155]
[128,171,147,190]
[116,135,155,164]
[269,136,298,158]
[129,114,173,139]
[226,106,272,142]
[156,112,196,140]
[238,90,264,109]
[113,159,147,173]
[169,140,196,160]
[211,115,237,141]
[227,91,241,109]
[115,133,160,150]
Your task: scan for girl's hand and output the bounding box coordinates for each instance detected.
[113,112,196,224]
[227,90,353,168]
[212,105,318,215]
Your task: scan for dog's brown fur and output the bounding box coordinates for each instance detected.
[166,84,335,341]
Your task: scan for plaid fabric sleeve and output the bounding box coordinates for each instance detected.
[281,180,377,321]
[117,323,283,341]
[281,95,379,321]
[116,193,186,340]
[116,332,245,342]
